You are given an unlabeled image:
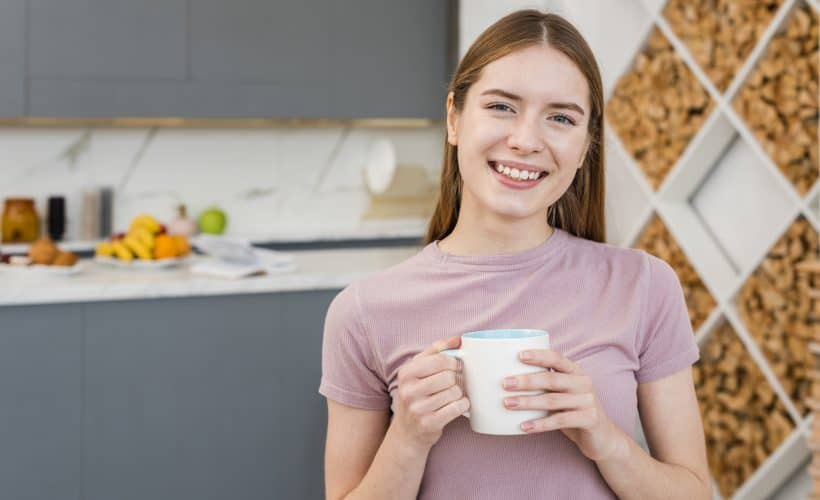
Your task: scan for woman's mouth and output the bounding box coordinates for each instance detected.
[487,161,549,189]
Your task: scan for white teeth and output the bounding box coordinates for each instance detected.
[492,162,544,181]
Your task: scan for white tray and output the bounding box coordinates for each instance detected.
[0,261,84,276]
[93,255,192,270]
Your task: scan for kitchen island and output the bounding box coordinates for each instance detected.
[0,245,421,500]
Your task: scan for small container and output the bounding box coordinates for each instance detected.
[47,195,66,241]
[80,190,99,240]
[99,187,114,238]
[2,198,40,243]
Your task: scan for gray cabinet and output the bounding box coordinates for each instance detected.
[27,0,188,117]
[0,289,338,500]
[0,0,26,115]
[328,0,449,118]
[18,0,452,119]
[0,304,83,500]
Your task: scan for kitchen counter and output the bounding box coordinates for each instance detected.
[0,245,422,306]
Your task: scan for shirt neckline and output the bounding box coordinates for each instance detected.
[422,227,568,271]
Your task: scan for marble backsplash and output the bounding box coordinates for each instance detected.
[0,124,445,243]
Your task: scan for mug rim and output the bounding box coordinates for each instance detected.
[463,329,549,340]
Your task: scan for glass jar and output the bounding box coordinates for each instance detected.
[2,198,40,243]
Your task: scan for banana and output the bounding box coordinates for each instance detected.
[129,225,156,250]
[95,242,114,257]
[129,214,161,234]
[111,240,134,262]
[123,236,153,260]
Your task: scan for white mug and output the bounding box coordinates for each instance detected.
[443,329,550,435]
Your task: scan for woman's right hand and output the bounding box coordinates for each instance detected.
[392,336,470,451]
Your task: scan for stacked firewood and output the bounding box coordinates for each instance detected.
[694,321,795,498]
[737,218,819,416]
[803,257,819,499]
[733,4,819,195]
[607,28,714,190]
[634,215,716,331]
[663,0,784,91]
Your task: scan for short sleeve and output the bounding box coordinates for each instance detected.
[318,283,391,410]
[635,254,701,384]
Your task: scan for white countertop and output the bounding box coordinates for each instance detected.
[0,245,422,306]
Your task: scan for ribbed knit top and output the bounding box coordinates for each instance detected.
[319,228,699,499]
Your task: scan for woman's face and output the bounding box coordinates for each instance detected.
[447,44,592,222]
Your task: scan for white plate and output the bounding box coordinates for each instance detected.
[0,261,84,276]
[93,255,192,270]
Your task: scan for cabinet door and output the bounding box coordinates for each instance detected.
[275,289,337,500]
[83,295,281,500]
[328,0,450,119]
[187,0,332,118]
[82,291,336,500]
[0,304,83,500]
[28,0,186,116]
[0,0,26,116]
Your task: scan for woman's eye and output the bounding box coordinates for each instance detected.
[551,114,575,126]
[488,103,513,113]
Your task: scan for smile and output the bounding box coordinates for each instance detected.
[487,161,549,189]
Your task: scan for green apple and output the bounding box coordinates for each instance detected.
[198,206,228,234]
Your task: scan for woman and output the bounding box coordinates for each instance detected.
[319,9,710,500]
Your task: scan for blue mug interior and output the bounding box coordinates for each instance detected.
[463,329,547,340]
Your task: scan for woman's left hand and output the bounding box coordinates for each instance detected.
[502,349,623,462]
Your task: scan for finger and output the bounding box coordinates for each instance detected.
[402,370,458,400]
[409,385,463,414]
[402,353,459,379]
[521,407,598,433]
[417,336,461,358]
[430,397,470,427]
[518,349,579,373]
[503,371,592,393]
[504,391,594,411]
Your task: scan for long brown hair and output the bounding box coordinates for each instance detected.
[424,9,606,244]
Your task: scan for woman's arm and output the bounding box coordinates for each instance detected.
[325,336,468,500]
[325,401,430,500]
[502,349,710,499]
[594,368,711,500]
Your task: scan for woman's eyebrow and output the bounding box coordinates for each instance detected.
[480,88,585,116]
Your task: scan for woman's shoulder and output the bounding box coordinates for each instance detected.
[563,231,653,272]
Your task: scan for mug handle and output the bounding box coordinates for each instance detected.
[441,349,470,418]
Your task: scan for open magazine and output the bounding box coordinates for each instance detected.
[189,235,297,279]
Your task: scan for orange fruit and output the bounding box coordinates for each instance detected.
[153,234,178,259]
[172,235,190,256]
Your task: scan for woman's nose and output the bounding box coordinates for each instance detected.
[506,117,545,154]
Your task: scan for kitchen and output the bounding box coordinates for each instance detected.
[1,1,818,499]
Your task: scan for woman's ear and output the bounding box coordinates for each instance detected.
[446,91,459,146]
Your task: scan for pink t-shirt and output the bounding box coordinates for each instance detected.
[319,228,699,499]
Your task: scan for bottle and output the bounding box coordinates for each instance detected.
[168,204,198,237]
[47,195,66,241]
[80,190,99,240]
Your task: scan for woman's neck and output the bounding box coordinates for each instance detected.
[437,218,554,257]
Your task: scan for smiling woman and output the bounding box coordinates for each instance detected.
[320,9,711,500]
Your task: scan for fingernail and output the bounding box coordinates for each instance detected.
[503,377,517,389]
[520,351,532,361]
[521,421,534,431]
[504,397,518,408]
